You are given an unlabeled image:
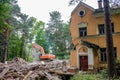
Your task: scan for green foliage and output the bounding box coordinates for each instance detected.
[0,0,12,62]
[46,11,63,54]
[46,11,71,57]
[0,0,11,32]
[34,21,49,53]
[70,72,120,80]
[99,60,120,78]
[56,52,70,60]
[26,55,33,62]
[115,60,120,76]
[0,0,72,62]
[6,2,46,61]
[70,73,106,80]
[15,14,37,60]
[100,69,108,79]
[3,0,39,61]
[8,34,22,60]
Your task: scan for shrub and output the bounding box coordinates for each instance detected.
[115,60,120,76]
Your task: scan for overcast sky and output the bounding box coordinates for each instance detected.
[17,0,98,23]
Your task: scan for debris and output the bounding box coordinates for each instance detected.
[0,57,77,80]
[23,71,33,80]
[0,66,9,78]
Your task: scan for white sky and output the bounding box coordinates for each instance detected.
[17,0,98,23]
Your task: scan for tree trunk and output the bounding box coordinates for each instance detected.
[0,33,5,62]
[103,0,116,79]
[20,35,25,58]
[4,29,9,62]
[4,19,10,62]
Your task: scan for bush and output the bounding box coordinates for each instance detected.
[100,69,108,78]
[115,60,120,76]
[56,52,70,60]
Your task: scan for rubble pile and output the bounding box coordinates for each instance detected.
[0,57,77,80]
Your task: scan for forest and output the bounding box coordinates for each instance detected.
[0,0,72,63]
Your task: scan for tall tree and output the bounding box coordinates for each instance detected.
[0,0,46,61]
[34,21,49,53]
[8,0,21,60]
[7,0,26,61]
[46,11,71,59]
[18,14,36,59]
[57,22,72,59]
[46,11,63,54]
[103,0,115,79]
[0,0,12,62]
[62,22,71,51]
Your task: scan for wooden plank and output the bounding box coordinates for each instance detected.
[23,71,33,80]
[0,66,9,78]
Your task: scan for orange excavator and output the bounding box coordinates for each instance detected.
[32,43,55,60]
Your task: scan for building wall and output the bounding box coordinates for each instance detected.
[70,50,77,67]
[70,3,120,69]
[91,48,99,69]
[70,4,96,39]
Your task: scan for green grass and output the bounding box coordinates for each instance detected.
[70,73,105,80]
[70,72,120,80]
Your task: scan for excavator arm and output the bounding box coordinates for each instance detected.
[32,43,45,55]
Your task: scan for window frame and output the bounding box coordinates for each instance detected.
[100,47,117,62]
[79,27,87,37]
[98,24,105,35]
[98,23,114,35]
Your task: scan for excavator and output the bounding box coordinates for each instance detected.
[32,43,56,60]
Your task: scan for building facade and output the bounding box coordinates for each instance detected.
[69,1,120,71]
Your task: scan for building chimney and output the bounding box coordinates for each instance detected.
[98,0,102,9]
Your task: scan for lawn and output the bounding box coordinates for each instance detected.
[70,71,120,80]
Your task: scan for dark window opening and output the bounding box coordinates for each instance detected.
[111,23,114,32]
[100,48,106,62]
[79,27,87,37]
[98,23,114,35]
[98,24,104,34]
[100,47,117,62]
[74,47,76,50]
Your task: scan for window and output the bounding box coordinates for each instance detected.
[79,27,87,37]
[98,23,114,35]
[78,10,85,17]
[111,23,114,32]
[98,24,104,34]
[100,48,117,62]
[100,48,106,62]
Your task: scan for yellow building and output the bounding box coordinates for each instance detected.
[69,1,120,71]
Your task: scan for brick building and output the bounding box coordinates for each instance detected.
[69,1,120,71]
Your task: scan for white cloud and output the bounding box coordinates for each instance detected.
[18,0,98,23]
